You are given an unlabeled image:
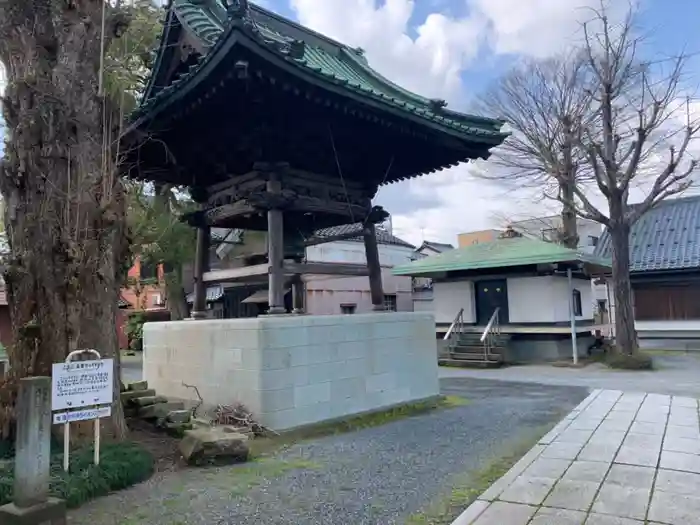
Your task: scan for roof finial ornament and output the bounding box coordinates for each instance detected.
[226,0,249,18]
[289,39,305,59]
[429,98,447,112]
[499,225,522,239]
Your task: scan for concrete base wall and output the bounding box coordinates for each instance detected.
[507,334,595,363]
[143,312,439,431]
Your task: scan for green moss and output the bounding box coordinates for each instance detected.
[0,442,154,509]
[442,395,470,408]
[405,425,553,525]
[249,396,462,458]
[219,458,322,496]
[606,352,653,370]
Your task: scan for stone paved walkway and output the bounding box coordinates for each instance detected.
[452,389,700,524]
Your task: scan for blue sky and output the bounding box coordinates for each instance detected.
[268,0,700,243]
[266,0,700,108]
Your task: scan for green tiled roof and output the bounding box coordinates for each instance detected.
[136,0,506,144]
[393,237,611,276]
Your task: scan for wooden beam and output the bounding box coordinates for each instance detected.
[204,201,259,223]
[191,225,211,319]
[203,263,270,283]
[267,175,286,314]
[363,223,385,309]
[283,261,370,277]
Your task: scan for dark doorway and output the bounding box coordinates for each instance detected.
[475,279,509,325]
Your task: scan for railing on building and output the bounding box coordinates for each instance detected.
[480,307,501,359]
[443,308,464,353]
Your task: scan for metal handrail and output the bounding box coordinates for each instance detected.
[443,308,464,354]
[480,307,501,343]
[443,308,464,341]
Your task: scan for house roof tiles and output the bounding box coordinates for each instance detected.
[595,195,700,272]
[314,223,415,249]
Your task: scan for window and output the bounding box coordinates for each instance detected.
[572,289,583,316]
[151,293,163,307]
[383,294,397,312]
[597,299,607,313]
[140,260,158,282]
[588,235,599,247]
[340,304,357,315]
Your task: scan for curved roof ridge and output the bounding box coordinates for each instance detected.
[248,2,362,55]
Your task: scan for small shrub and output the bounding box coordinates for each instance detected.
[126,312,146,352]
[0,441,154,508]
[605,352,653,370]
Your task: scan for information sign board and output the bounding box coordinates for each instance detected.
[51,359,114,411]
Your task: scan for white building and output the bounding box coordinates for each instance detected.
[511,215,609,319]
[394,235,611,363]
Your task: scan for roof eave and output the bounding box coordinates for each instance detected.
[128,21,507,155]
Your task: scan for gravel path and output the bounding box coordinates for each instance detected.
[69,378,587,525]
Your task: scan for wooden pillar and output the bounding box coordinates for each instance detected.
[292,274,305,314]
[191,225,210,319]
[363,223,385,310]
[267,175,286,314]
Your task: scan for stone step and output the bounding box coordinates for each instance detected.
[439,358,503,368]
[120,389,157,403]
[126,380,149,391]
[138,401,186,420]
[452,345,504,354]
[449,353,502,362]
[133,395,168,407]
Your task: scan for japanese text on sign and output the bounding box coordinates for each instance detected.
[51,359,114,411]
[53,406,112,424]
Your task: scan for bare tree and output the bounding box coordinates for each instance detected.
[476,54,593,248]
[563,6,700,355]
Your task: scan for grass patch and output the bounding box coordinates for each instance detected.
[442,395,470,408]
[215,458,322,496]
[589,350,654,370]
[405,424,554,525]
[0,441,154,508]
[248,396,464,458]
[605,352,654,370]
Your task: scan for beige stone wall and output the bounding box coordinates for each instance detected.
[457,229,501,247]
[143,312,440,431]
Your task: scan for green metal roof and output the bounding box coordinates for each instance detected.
[135,0,506,144]
[393,237,612,276]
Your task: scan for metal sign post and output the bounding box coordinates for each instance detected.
[52,349,114,472]
[567,268,579,365]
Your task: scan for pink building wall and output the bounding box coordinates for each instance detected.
[305,269,413,314]
[304,240,415,314]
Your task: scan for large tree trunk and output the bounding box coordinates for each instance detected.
[560,179,579,249]
[0,1,129,439]
[164,271,189,321]
[559,118,579,250]
[609,223,638,355]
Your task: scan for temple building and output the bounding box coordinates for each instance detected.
[124,0,507,430]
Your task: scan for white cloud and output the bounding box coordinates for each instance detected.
[290,0,486,104]
[289,0,615,245]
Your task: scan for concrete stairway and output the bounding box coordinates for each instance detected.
[439,332,510,368]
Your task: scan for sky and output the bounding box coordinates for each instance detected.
[254,0,700,245]
[2,1,700,246]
